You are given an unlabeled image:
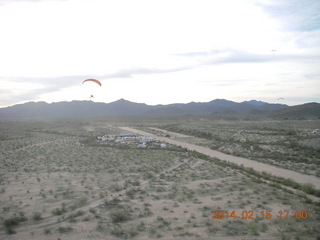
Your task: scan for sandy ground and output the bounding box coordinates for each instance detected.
[149,127,190,138]
[300,138,320,150]
[120,127,320,190]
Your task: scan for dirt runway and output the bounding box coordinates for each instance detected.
[120,127,320,189]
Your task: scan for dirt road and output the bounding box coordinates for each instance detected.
[120,127,320,189]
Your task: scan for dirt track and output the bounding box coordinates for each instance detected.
[120,127,320,190]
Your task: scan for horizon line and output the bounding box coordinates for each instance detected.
[2,98,319,109]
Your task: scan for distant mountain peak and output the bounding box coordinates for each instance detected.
[209,99,237,106]
[243,100,268,106]
[112,98,133,104]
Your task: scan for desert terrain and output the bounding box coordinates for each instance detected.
[0,118,319,240]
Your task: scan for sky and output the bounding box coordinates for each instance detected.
[0,0,319,108]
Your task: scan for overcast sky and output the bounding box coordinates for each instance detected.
[0,0,319,107]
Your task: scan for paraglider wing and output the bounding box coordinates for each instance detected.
[82,79,102,87]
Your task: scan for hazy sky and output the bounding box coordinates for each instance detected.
[0,0,319,107]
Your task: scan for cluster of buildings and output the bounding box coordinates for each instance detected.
[97,132,170,148]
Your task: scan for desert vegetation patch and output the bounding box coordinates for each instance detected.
[0,119,319,239]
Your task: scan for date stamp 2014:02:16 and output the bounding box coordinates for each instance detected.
[212,210,309,220]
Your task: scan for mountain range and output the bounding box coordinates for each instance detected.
[0,99,319,119]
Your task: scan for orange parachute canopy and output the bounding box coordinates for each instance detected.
[82,79,102,86]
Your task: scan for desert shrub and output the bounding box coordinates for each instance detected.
[207,224,219,234]
[67,210,85,221]
[280,233,291,240]
[125,188,138,198]
[300,183,316,195]
[76,197,88,207]
[109,225,126,238]
[89,208,96,214]
[3,214,28,227]
[52,207,66,216]
[104,197,121,209]
[5,226,16,234]
[281,178,300,189]
[148,226,158,237]
[3,217,20,228]
[58,226,73,233]
[109,225,139,239]
[143,172,154,180]
[156,216,171,228]
[191,150,209,160]
[3,213,28,235]
[82,216,91,221]
[79,136,100,146]
[124,179,140,187]
[32,212,42,221]
[222,220,247,236]
[248,223,260,236]
[109,209,131,223]
[3,207,10,212]
[109,184,123,192]
[178,231,199,237]
[138,206,153,217]
[261,223,268,232]
[43,228,51,235]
